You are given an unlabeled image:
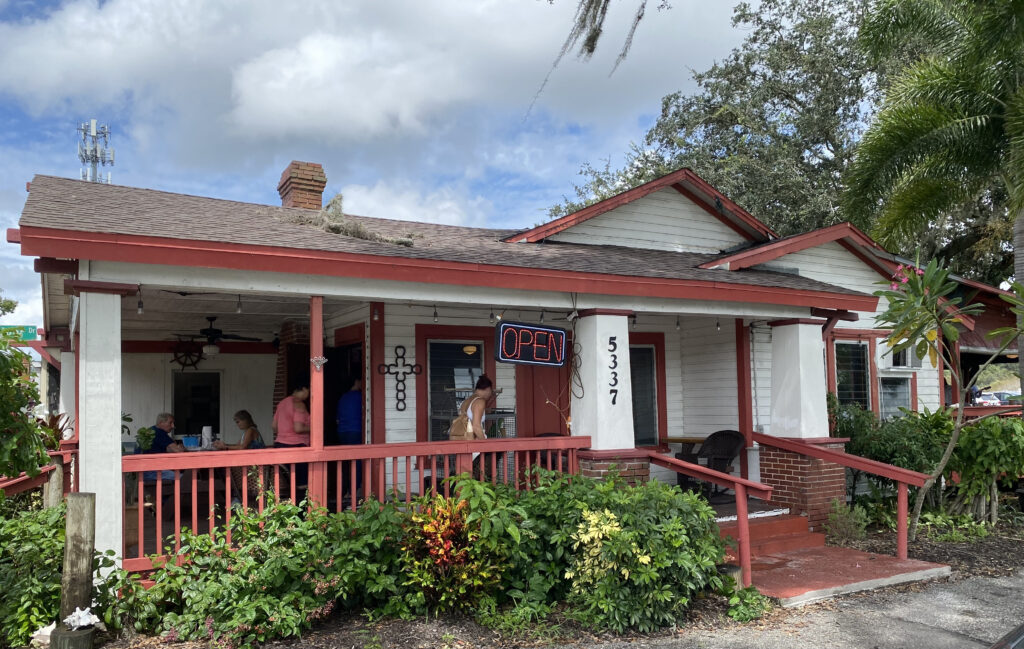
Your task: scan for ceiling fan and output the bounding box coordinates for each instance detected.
[175,316,261,357]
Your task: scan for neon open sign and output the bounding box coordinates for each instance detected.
[495,321,567,367]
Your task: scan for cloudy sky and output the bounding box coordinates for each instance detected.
[0,0,745,328]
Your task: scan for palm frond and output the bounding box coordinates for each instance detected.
[860,0,972,62]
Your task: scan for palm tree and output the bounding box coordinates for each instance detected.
[844,0,1024,538]
[846,0,1024,378]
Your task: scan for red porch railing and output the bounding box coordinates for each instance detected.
[0,441,78,497]
[120,436,589,571]
[647,451,773,587]
[751,432,929,560]
[962,405,1023,419]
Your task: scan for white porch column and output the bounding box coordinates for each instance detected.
[78,292,122,559]
[571,313,634,449]
[770,323,828,438]
[59,350,76,434]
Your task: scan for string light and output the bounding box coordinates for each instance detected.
[539,309,545,324]
[488,308,495,324]
[433,304,438,323]
[136,286,144,315]
[716,318,721,332]
[675,315,680,331]
[235,294,242,314]
[631,314,637,329]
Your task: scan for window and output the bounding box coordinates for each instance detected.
[835,342,870,409]
[891,347,923,369]
[880,377,911,419]
[630,346,658,446]
[427,341,484,441]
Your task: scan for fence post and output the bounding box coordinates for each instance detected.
[60,492,96,620]
[897,482,908,560]
[43,463,63,508]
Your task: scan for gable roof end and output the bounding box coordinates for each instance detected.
[505,168,778,244]
[699,222,883,271]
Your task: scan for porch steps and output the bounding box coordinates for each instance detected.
[718,514,825,557]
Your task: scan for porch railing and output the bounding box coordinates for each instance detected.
[751,432,929,560]
[120,436,590,571]
[647,451,773,587]
[0,441,78,497]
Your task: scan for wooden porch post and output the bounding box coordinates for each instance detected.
[370,302,386,500]
[309,296,327,505]
[735,319,752,479]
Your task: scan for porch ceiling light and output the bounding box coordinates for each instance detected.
[462,344,478,356]
[202,343,220,357]
[488,308,495,324]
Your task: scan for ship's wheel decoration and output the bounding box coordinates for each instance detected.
[171,341,202,370]
[377,345,422,411]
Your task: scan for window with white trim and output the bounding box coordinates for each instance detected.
[880,377,912,419]
[835,341,870,409]
[891,347,923,369]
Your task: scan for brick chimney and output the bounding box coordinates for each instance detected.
[277,161,327,209]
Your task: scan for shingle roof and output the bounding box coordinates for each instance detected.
[19,175,868,298]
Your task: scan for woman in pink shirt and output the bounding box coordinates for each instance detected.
[272,376,311,493]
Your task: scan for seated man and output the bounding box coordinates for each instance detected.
[141,412,184,481]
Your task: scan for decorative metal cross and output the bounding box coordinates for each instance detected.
[377,345,422,411]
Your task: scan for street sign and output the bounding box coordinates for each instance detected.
[0,325,38,341]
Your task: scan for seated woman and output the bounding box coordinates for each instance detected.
[213,410,267,506]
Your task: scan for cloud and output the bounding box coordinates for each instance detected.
[341,180,493,228]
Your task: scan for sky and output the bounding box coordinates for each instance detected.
[0,0,746,328]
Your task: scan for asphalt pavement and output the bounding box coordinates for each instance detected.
[563,569,1024,649]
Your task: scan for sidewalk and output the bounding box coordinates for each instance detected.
[564,569,1024,649]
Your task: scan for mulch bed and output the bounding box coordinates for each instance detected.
[98,520,1024,649]
[840,518,1024,579]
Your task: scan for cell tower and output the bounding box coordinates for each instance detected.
[77,119,115,183]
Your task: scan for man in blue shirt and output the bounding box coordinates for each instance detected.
[143,412,184,481]
[336,378,363,496]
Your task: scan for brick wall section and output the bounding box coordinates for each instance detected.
[578,454,651,486]
[758,440,847,531]
[277,161,328,209]
[273,320,311,409]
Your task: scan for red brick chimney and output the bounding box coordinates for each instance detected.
[277,161,327,209]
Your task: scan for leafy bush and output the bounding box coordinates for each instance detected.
[918,510,990,542]
[824,498,868,543]
[946,417,1024,522]
[724,583,772,622]
[97,498,405,647]
[0,503,65,648]
[557,477,726,633]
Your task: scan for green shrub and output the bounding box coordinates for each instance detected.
[947,417,1024,519]
[558,476,725,633]
[824,497,868,543]
[96,498,405,646]
[918,510,990,542]
[0,503,65,648]
[725,583,772,622]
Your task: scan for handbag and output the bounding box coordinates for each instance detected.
[448,397,484,441]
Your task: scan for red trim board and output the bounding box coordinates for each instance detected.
[699,222,881,271]
[370,302,386,446]
[628,331,668,445]
[121,341,276,354]
[735,320,752,479]
[16,227,878,312]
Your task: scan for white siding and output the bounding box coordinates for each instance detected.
[760,240,941,415]
[121,353,276,446]
[382,304,517,445]
[547,188,747,253]
[680,316,739,436]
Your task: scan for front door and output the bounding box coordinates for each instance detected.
[515,363,570,437]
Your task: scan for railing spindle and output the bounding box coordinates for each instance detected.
[174,470,181,553]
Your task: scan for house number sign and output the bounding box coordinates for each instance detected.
[608,336,619,405]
